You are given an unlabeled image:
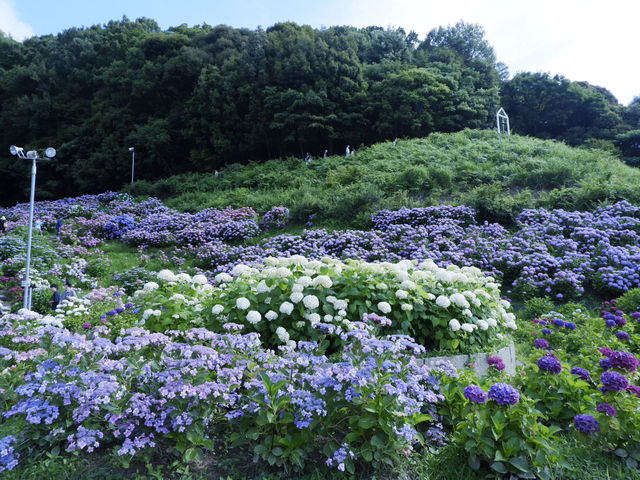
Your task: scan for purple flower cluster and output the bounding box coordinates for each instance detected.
[538,355,562,374]
[570,367,590,381]
[0,435,19,473]
[596,403,616,417]
[533,338,550,350]
[463,385,487,403]
[487,356,505,371]
[574,414,600,434]
[601,370,629,392]
[607,351,639,372]
[260,206,290,230]
[0,318,451,471]
[487,383,520,406]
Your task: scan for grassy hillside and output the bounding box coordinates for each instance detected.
[124,129,640,227]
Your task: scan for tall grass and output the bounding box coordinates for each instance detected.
[123,129,640,227]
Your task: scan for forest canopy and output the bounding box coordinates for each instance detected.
[0,18,637,205]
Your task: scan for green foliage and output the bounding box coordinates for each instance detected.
[158,130,640,227]
[520,297,555,321]
[617,288,640,314]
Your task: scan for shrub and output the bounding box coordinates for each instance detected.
[617,288,640,316]
[201,256,516,353]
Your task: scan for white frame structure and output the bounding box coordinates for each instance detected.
[496,107,510,135]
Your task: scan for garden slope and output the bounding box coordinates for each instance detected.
[125,129,640,227]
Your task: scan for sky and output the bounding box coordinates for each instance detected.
[1,0,638,105]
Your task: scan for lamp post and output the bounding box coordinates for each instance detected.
[129,147,135,184]
[9,145,56,310]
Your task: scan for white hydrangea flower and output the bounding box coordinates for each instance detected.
[302,295,319,310]
[232,264,252,276]
[377,301,392,314]
[324,314,333,322]
[292,284,304,293]
[153,310,162,317]
[334,299,348,310]
[286,340,297,349]
[158,269,178,282]
[326,295,337,304]
[256,280,270,293]
[215,273,233,283]
[376,282,388,290]
[486,317,498,327]
[276,326,290,342]
[295,321,306,328]
[297,276,313,287]
[401,303,413,311]
[395,289,408,299]
[449,293,470,308]
[462,308,473,317]
[276,267,292,278]
[246,310,261,325]
[312,275,333,288]
[338,309,347,317]
[477,319,489,330]
[236,297,250,310]
[461,323,475,333]
[280,302,294,315]
[143,281,159,291]
[290,292,304,303]
[436,295,451,308]
[400,280,416,290]
[449,319,461,331]
[170,293,185,301]
[435,270,454,283]
[505,321,517,330]
[192,274,208,285]
[265,310,278,321]
[176,273,192,283]
[308,313,321,324]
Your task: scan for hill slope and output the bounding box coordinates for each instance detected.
[124,129,640,227]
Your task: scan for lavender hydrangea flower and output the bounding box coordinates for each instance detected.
[605,319,616,328]
[542,328,552,335]
[463,385,487,403]
[487,383,519,406]
[574,414,599,434]
[608,351,639,372]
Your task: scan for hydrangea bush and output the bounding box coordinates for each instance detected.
[201,256,516,353]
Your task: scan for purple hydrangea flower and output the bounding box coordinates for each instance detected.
[487,383,519,406]
[596,403,616,417]
[570,367,590,381]
[600,358,611,369]
[608,351,639,372]
[552,318,565,327]
[565,322,576,330]
[82,322,92,329]
[601,370,629,392]
[574,414,599,434]
[605,319,616,328]
[463,385,487,403]
[538,355,562,374]
[542,328,552,335]
[615,331,630,341]
[533,338,549,350]
[487,356,505,371]
[599,347,613,357]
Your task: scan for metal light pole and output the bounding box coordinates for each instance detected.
[9,145,56,310]
[129,147,135,184]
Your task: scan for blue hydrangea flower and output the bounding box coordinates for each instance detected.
[574,414,599,434]
[463,385,487,403]
[487,383,519,406]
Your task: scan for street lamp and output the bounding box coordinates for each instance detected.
[129,147,135,184]
[9,145,56,310]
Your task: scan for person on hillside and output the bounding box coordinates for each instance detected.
[56,218,62,236]
[305,152,311,165]
[61,279,77,302]
[345,145,350,157]
[0,216,6,234]
[50,283,61,310]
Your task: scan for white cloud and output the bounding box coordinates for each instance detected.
[0,0,34,41]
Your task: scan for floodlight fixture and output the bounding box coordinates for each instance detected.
[9,143,57,310]
[129,147,135,152]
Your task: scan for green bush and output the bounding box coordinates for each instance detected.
[617,288,640,314]
[521,297,555,321]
